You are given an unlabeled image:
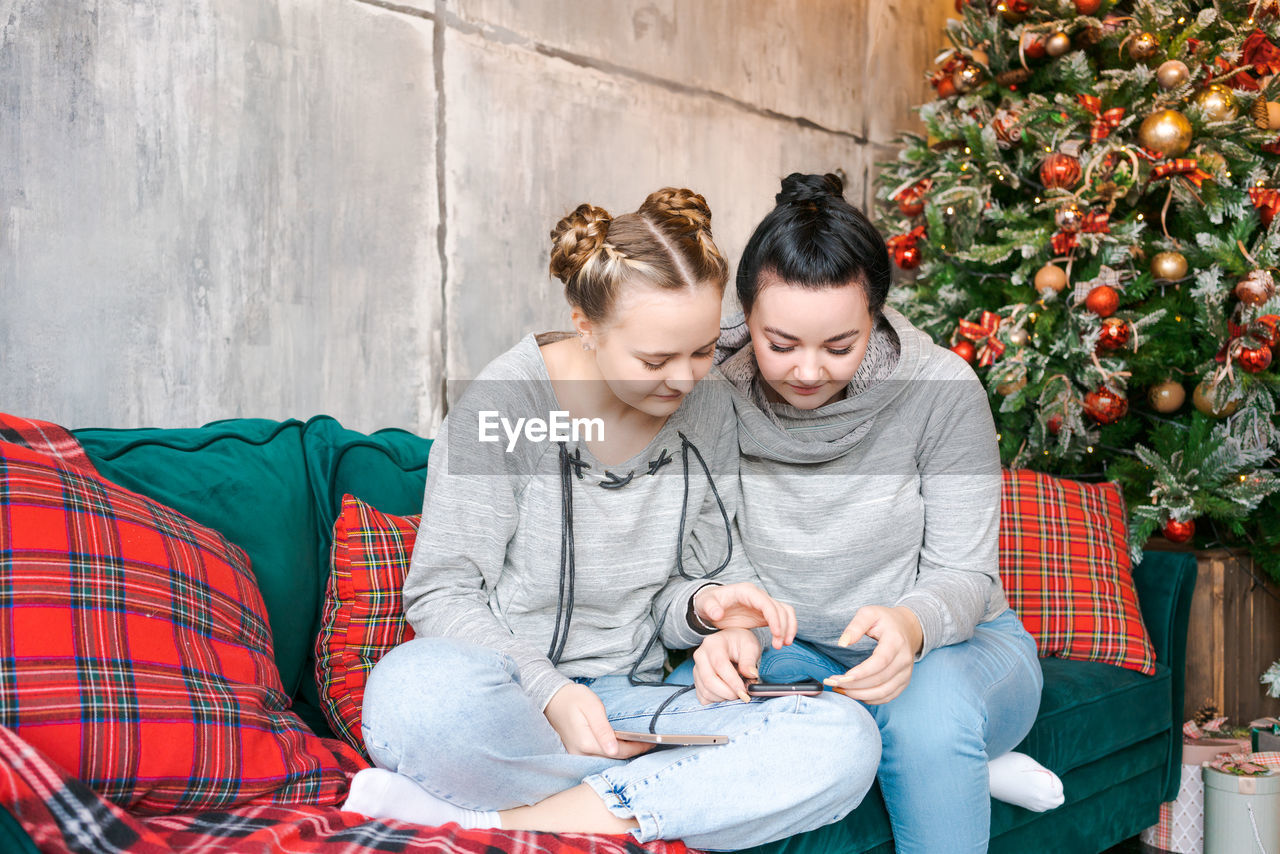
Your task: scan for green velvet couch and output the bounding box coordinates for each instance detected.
[0,416,1197,853]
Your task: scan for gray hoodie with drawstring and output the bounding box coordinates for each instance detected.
[402,333,743,711]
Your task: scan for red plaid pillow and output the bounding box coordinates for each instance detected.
[315,495,418,753]
[0,439,364,813]
[999,469,1156,675]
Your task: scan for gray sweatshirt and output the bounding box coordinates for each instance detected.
[402,333,741,710]
[715,307,1009,667]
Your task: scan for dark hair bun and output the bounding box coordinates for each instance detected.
[776,172,844,206]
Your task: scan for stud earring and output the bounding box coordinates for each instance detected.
[580,333,594,352]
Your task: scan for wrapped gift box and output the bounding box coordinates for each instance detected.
[1203,757,1280,854]
[1251,718,1280,753]
[1141,738,1252,853]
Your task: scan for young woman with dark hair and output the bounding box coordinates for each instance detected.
[343,187,882,850]
[679,173,1062,852]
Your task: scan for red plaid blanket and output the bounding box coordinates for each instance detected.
[0,414,691,854]
[0,724,686,853]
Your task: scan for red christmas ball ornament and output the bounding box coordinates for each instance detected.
[1084,386,1128,424]
[1074,0,1103,13]
[1255,315,1280,348]
[1162,518,1195,544]
[1021,32,1048,60]
[1046,412,1064,434]
[894,243,922,270]
[1040,152,1082,190]
[1085,285,1120,318]
[951,340,977,363]
[896,181,929,217]
[1237,343,1273,373]
[1096,317,1131,352]
[935,75,958,98]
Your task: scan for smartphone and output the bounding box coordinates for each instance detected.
[746,680,825,697]
[612,730,729,745]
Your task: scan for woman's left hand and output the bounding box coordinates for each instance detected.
[823,605,923,705]
[693,583,796,649]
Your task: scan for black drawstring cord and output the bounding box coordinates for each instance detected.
[672,431,733,581]
[547,442,577,664]
[599,470,634,489]
[548,433,735,734]
[626,431,735,733]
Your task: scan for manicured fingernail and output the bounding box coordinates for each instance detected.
[739,692,751,703]
[837,635,851,647]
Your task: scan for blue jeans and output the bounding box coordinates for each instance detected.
[360,637,881,851]
[669,609,1042,853]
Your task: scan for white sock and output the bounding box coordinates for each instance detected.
[342,767,501,829]
[987,751,1065,812]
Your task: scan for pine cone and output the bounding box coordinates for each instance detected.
[1193,700,1220,727]
[996,68,1032,87]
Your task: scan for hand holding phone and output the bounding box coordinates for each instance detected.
[745,680,825,697]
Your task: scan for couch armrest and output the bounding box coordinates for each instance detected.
[1131,549,1197,803]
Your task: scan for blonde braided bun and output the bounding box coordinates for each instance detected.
[549,203,612,285]
[549,188,727,322]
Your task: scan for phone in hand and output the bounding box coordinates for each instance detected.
[746,680,825,697]
[613,730,728,745]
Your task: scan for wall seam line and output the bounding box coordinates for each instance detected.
[354,0,866,143]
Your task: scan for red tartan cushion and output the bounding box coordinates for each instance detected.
[0,439,364,813]
[315,495,418,753]
[998,469,1156,675]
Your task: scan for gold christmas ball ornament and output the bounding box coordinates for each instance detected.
[1235,269,1277,306]
[1156,60,1190,90]
[1138,109,1193,158]
[1046,32,1073,57]
[1128,32,1160,61]
[969,48,990,68]
[1194,84,1239,123]
[1008,327,1030,347]
[1035,263,1069,297]
[1055,203,1086,233]
[1193,380,1240,419]
[1150,251,1188,281]
[953,63,986,94]
[1148,380,1186,413]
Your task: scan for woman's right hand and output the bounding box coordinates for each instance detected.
[691,627,762,705]
[544,683,653,759]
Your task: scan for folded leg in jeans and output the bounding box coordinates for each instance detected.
[358,636,883,851]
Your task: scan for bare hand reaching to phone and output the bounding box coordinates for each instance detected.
[823,605,922,704]
[543,683,653,759]
[693,583,797,649]
[691,627,762,705]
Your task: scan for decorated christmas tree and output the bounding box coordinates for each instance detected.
[878,0,1280,578]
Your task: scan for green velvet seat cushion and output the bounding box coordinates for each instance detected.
[1019,658,1171,774]
[72,419,317,696]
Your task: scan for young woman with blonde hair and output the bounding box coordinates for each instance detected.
[345,187,881,850]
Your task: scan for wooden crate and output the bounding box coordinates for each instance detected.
[1172,547,1280,724]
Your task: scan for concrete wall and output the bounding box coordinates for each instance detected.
[2,0,951,435]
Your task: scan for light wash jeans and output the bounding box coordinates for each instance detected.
[359,637,881,851]
[671,609,1042,853]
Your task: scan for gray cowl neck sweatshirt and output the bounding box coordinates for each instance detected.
[716,306,1009,667]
